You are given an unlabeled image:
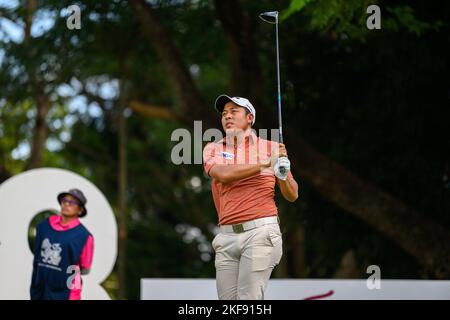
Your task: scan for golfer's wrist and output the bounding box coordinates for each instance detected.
[277,173,291,182]
[259,158,271,168]
[260,162,270,169]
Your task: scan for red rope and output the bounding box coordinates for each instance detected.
[303,290,334,300]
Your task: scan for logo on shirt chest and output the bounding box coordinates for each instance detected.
[221,152,234,160]
[41,238,62,266]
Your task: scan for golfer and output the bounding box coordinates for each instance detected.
[203,94,299,300]
[30,189,94,300]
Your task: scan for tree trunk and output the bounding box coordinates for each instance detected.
[26,95,50,170]
[25,0,36,45]
[129,0,450,278]
[117,81,128,299]
[24,0,51,170]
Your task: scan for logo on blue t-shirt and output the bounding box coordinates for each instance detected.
[40,238,62,267]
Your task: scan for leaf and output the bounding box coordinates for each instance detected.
[281,0,316,21]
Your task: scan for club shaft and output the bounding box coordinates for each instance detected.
[275,17,283,145]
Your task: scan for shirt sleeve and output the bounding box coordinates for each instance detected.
[203,142,224,176]
[79,235,94,271]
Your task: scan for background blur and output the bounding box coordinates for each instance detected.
[0,0,449,300]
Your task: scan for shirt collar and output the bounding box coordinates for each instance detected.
[49,214,80,231]
[222,129,258,147]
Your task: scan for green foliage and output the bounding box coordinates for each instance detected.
[281,0,446,41]
[281,0,316,21]
[384,6,446,36]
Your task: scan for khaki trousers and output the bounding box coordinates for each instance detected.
[212,222,283,300]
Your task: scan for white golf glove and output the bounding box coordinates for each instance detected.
[274,157,290,180]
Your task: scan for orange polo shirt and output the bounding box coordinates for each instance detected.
[203,131,293,225]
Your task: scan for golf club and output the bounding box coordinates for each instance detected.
[259,11,288,175]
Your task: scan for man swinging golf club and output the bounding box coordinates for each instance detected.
[203,94,299,300]
[203,10,298,300]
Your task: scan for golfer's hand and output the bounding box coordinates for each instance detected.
[278,143,288,158]
[271,143,288,163]
[274,157,290,180]
[261,143,289,168]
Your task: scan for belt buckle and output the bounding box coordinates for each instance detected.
[232,224,244,233]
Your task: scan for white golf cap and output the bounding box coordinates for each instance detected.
[214,94,256,125]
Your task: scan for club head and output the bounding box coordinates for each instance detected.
[259,11,278,24]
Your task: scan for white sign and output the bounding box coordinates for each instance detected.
[0,168,117,300]
[141,279,450,300]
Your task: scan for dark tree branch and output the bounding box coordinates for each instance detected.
[213,0,266,108]
[129,100,187,123]
[128,0,208,123]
